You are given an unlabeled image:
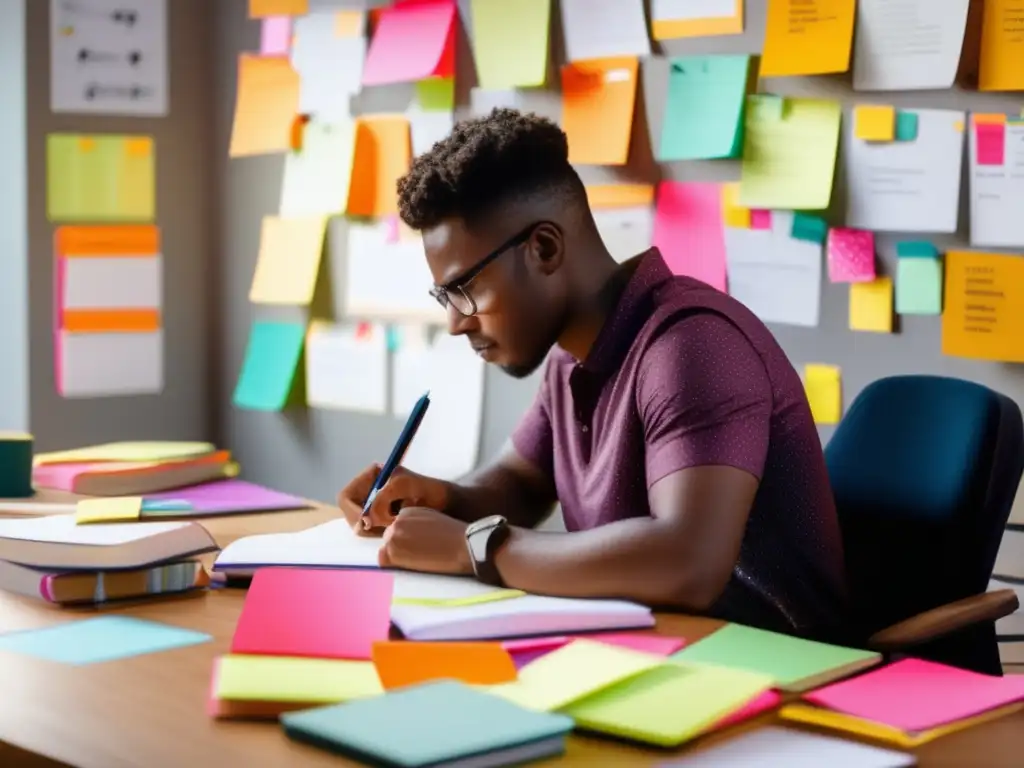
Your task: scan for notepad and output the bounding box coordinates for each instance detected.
[231,568,393,660]
[372,641,517,690]
[670,623,880,692]
[281,681,574,768]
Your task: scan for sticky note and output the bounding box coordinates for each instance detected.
[249,0,306,18]
[47,134,155,222]
[896,257,943,316]
[371,642,517,690]
[750,210,772,230]
[503,632,684,659]
[75,496,143,524]
[659,55,750,161]
[346,116,412,217]
[895,111,919,141]
[585,184,655,209]
[0,617,210,665]
[362,0,456,86]
[651,0,744,40]
[827,227,876,283]
[803,364,842,426]
[738,96,842,211]
[249,216,328,305]
[333,11,363,37]
[280,119,357,217]
[214,654,383,703]
[849,278,894,333]
[791,213,828,244]
[415,77,456,111]
[721,183,751,229]
[562,57,638,166]
[975,123,1006,165]
[470,0,551,88]
[260,16,292,55]
[232,569,393,660]
[942,251,1024,363]
[760,0,857,77]
[896,240,939,259]
[979,0,1024,92]
[229,55,300,157]
[232,320,306,411]
[653,182,728,292]
[854,105,895,141]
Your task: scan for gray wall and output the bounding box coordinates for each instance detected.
[0,0,29,434]
[24,0,216,451]
[214,0,1024,511]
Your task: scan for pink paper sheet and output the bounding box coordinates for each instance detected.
[652,182,728,292]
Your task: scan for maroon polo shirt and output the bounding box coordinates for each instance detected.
[511,249,849,640]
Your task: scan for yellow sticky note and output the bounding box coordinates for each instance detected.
[229,54,300,157]
[488,639,662,712]
[77,137,95,152]
[215,655,382,703]
[75,496,143,524]
[333,10,363,37]
[125,137,153,157]
[979,0,1024,92]
[249,215,328,305]
[760,0,857,77]
[47,134,155,222]
[562,57,639,166]
[392,589,526,608]
[721,183,751,228]
[471,0,550,88]
[942,251,1024,363]
[804,364,842,425]
[346,116,412,217]
[849,278,893,333]
[585,184,655,209]
[854,105,895,141]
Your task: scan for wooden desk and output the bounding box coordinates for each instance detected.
[0,503,1022,767]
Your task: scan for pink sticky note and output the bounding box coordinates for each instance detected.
[976,123,1006,166]
[710,690,782,731]
[260,16,292,56]
[652,181,728,292]
[750,209,772,230]
[827,227,876,283]
[805,658,1024,733]
[581,631,685,656]
[231,568,393,660]
[362,0,457,86]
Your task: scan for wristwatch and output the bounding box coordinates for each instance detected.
[465,514,511,587]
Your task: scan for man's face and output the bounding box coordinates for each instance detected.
[421,218,565,378]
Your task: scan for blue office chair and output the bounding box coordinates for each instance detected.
[825,375,1024,675]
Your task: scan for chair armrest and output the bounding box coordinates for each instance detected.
[867,589,1019,652]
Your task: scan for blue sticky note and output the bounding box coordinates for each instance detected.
[232,320,306,411]
[896,256,943,315]
[385,326,401,353]
[790,213,828,244]
[141,499,193,512]
[895,111,919,141]
[659,55,751,161]
[0,617,211,665]
[896,240,938,259]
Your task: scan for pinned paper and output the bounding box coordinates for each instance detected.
[827,228,876,283]
[559,0,651,63]
[791,213,828,244]
[75,496,143,524]
[721,183,750,228]
[362,0,456,86]
[47,134,155,222]
[371,642,517,690]
[979,0,1024,92]
[470,0,551,88]
[895,111,919,141]
[562,57,638,166]
[229,55,300,157]
[896,256,943,315]
[260,16,292,55]
[232,321,306,411]
[249,216,328,305]
[290,13,366,120]
[346,117,412,217]
[653,182,728,292]
[942,251,1024,363]
[651,0,744,39]
[804,364,842,425]
[660,55,750,161]
[760,0,857,77]
[850,278,894,333]
[854,105,895,141]
[750,210,772,230]
[279,119,357,217]
[306,322,388,414]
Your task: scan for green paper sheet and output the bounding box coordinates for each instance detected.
[232,320,306,411]
[470,0,550,89]
[47,133,155,222]
[659,55,750,161]
[896,257,943,315]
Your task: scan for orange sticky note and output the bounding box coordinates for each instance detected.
[853,105,895,141]
[979,0,1024,92]
[760,0,857,77]
[249,0,307,18]
[942,251,1024,363]
[585,184,655,209]
[229,55,300,157]
[346,116,412,217]
[371,641,517,690]
[562,57,639,166]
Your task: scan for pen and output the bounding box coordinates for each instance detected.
[362,390,431,517]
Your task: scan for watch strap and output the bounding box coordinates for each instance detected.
[468,519,510,587]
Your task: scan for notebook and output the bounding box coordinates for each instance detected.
[0,514,218,570]
[670,623,880,692]
[280,680,575,768]
[33,441,217,466]
[0,558,208,604]
[31,451,234,496]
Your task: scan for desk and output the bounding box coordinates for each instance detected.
[0,502,1022,767]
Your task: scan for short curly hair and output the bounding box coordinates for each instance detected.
[397,108,584,231]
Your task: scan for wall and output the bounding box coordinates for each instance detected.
[214,1,1024,512]
[0,0,30,433]
[24,0,217,451]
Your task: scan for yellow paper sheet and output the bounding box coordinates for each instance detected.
[849,278,893,333]
[562,57,638,166]
[75,497,143,524]
[346,116,412,217]
[979,0,1024,91]
[942,251,1024,363]
[487,639,662,712]
[46,134,155,222]
[470,0,550,88]
[392,589,526,607]
[738,96,842,211]
[215,654,383,703]
[585,184,655,209]
[249,216,328,305]
[854,105,895,141]
[760,0,856,77]
[652,0,743,40]
[804,364,842,425]
[229,55,300,157]
[721,183,751,228]
[34,441,216,466]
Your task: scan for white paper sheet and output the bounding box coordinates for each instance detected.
[59,330,163,398]
[279,119,356,217]
[593,207,655,263]
[0,514,186,545]
[969,121,1024,248]
[852,0,970,91]
[559,0,651,62]
[407,107,455,157]
[305,322,388,414]
[50,0,168,115]
[62,255,161,310]
[724,212,822,328]
[844,108,965,233]
[290,12,366,121]
[652,0,737,24]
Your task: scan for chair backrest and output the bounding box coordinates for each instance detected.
[824,375,1024,638]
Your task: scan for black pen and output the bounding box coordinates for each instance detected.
[362,390,431,517]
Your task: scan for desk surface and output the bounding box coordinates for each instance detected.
[0,501,1022,767]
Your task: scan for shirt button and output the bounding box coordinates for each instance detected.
[581,425,589,433]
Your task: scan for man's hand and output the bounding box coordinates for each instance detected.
[338,464,452,536]
[378,507,473,575]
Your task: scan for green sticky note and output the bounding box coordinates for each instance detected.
[670,623,879,691]
[896,256,943,315]
[232,320,306,411]
[469,0,550,89]
[659,55,750,161]
[895,111,919,141]
[415,78,455,112]
[47,134,155,222]
[790,213,828,244]
[895,240,938,258]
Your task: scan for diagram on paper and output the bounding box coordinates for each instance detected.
[50,0,168,116]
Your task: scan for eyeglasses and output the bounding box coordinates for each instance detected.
[428,222,544,317]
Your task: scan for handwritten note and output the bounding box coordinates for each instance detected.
[653,182,728,292]
[979,0,1024,91]
[229,55,300,157]
[827,228,876,283]
[47,135,155,222]
[249,216,328,306]
[760,0,857,77]
[470,0,550,88]
[849,278,893,333]
[942,251,1024,363]
[804,364,842,425]
[562,58,638,166]
[659,56,749,161]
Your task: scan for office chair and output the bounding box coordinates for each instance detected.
[825,375,1024,675]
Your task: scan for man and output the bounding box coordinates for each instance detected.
[339,109,849,642]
